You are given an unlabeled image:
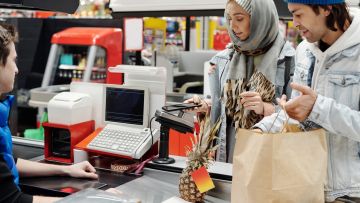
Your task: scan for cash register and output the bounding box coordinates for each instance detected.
[85,84,159,159]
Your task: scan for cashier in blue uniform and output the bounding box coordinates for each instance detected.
[0,24,98,203]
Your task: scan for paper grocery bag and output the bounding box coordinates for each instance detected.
[231,128,327,203]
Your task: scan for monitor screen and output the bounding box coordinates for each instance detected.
[105,87,145,125]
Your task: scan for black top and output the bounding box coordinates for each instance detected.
[0,156,33,203]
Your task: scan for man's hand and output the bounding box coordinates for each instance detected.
[240,91,273,115]
[64,161,98,179]
[281,83,317,122]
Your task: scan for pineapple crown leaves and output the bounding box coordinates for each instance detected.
[197,113,221,154]
[185,113,222,170]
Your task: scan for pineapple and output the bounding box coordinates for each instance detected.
[179,112,221,203]
[179,167,206,202]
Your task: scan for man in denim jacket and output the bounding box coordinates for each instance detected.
[255,0,360,202]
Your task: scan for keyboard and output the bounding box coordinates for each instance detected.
[87,124,157,159]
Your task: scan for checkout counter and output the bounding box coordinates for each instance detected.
[18,153,231,202]
[16,97,232,203]
[20,66,231,202]
[115,156,231,203]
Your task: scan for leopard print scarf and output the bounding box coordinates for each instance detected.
[223,71,275,130]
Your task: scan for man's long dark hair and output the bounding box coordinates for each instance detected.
[310,3,351,32]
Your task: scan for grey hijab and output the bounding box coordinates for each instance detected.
[225,0,285,84]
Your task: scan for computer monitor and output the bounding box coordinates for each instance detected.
[103,85,149,128]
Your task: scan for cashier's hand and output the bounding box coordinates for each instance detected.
[278,83,317,122]
[184,95,211,113]
[65,161,98,179]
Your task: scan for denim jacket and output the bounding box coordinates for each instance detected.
[255,8,360,202]
[208,39,295,162]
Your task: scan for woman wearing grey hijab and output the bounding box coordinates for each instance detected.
[186,0,295,163]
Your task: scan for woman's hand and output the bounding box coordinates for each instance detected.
[64,161,98,179]
[183,95,211,113]
[240,92,275,116]
[251,128,263,133]
[240,91,265,115]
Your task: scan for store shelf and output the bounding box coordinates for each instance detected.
[58,64,106,71]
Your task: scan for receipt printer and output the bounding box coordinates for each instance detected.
[48,92,93,125]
